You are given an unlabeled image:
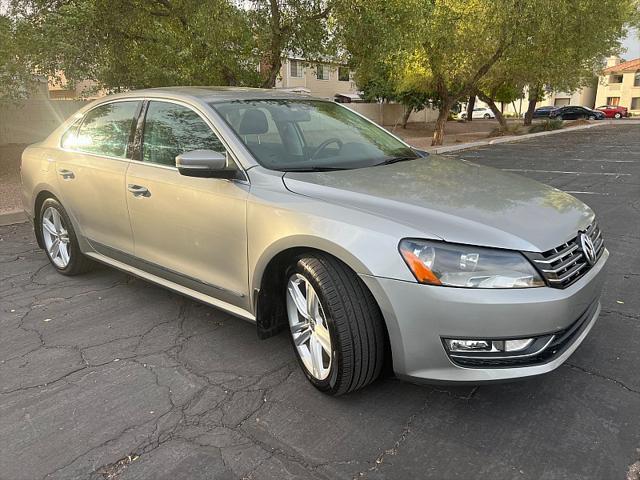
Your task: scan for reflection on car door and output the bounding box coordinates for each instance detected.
[125,100,250,309]
[56,100,141,254]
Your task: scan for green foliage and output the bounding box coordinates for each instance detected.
[528,119,563,133]
[0,14,38,100]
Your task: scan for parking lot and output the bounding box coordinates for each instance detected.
[1,124,639,480]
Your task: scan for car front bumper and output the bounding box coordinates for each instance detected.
[360,249,608,383]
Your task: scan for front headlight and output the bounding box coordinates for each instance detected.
[399,239,545,288]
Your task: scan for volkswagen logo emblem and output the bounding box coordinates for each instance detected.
[579,232,597,266]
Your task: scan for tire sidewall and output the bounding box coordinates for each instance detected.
[284,260,341,392]
[615,112,622,119]
[39,198,83,275]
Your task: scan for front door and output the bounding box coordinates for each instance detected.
[56,100,141,254]
[125,100,250,308]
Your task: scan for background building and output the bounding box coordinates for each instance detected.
[595,56,640,113]
[274,57,359,100]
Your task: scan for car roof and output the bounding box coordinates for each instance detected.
[96,86,321,103]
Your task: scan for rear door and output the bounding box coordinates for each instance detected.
[56,100,141,254]
[125,100,250,308]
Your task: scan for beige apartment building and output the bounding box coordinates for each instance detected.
[274,57,359,100]
[595,56,640,113]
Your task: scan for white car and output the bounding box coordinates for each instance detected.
[458,107,495,119]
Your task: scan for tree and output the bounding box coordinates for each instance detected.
[8,0,261,92]
[248,0,334,88]
[500,0,635,126]
[0,14,37,100]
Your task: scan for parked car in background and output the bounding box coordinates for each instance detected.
[532,106,558,118]
[549,106,605,121]
[458,107,495,119]
[21,87,608,395]
[596,105,628,119]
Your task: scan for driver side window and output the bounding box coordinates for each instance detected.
[142,101,226,167]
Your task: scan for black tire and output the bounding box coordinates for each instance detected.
[38,198,94,276]
[588,115,595,120]
[483,113,491,119]
[614,112,622,119]
[285,254,385,395]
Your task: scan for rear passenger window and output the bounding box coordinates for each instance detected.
[76,102,139,158]
[142,101,225,167]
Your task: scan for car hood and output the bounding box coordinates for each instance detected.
[283,156,594,252]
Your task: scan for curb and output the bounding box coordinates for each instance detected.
[427,119,640,154]
[0,210,27,227]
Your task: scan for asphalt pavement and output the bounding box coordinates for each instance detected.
[1,124,639,480]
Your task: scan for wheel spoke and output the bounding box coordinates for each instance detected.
[314,323,332,354]
[309,334,323,378]
[52,209,62,232]
[287,281,310,320]
[59,244,70,265]
[49,239,60,259]
[42,218,57,237]
[293,327,311,347]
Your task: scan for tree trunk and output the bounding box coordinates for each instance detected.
[477,92,508,131]
[465,94,475,122]
[261,55,282,88]
[432,100,452,146]
[523,87,538,126]
[401,107,413,128]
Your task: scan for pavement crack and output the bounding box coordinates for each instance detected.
[565,363,640,395]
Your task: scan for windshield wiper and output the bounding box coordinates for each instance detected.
[375,156,419,167]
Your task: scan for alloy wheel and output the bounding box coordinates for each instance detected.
[42,206,71,268]
[286,273,332,380]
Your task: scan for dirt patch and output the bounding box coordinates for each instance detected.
[564,119,592,128]
[0,144,27,214]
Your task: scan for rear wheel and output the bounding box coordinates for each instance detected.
[285,254,385,395]
[39,198,93,275]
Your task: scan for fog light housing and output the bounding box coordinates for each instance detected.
[445,339,491,352]
[444,337,536,353]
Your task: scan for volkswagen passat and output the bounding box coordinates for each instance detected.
[21,88,608,395]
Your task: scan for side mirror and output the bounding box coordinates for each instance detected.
[176,150,238,179]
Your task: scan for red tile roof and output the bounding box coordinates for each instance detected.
[602,57,640,73]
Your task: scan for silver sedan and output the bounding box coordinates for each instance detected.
[21,87,608,395]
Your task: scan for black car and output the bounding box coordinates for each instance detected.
[549,106,606,120]
[532,106,558,118]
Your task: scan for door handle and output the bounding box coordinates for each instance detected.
[127,184,151,197]
[57,169,75,180]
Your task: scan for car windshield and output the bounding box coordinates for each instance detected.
[210,99,419,171]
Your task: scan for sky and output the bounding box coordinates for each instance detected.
[622,28,640,59]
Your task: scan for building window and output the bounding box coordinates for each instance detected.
[635,70,640,87]
[631,97,640,110]
[316,64,329,80]
[290,60,303,78]
[609,74,623,84]
[606,97,620,106]
[338,67,350,82]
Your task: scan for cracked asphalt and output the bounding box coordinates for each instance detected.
[1,124,639,480]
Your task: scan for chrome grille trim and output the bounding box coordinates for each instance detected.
[528,221,604,289]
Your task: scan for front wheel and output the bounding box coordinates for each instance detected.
[483,113,491,119]
[39,198,93,275]
[588,115,595,120]
[614,112,622,119]
[285,254,385,395]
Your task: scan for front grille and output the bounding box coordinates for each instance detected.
[527,221,605,289]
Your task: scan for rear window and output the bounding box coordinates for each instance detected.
[74,101,140,158]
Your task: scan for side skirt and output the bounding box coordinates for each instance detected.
[83,250,256,323]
